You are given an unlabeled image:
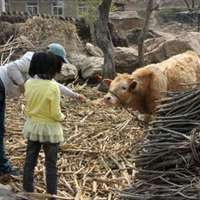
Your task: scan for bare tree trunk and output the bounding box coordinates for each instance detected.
[94,0,115,79]
[89,22,96,44]
[137,0,154,67]
[191,0,195,9]
[87,6,97,44]
[0,0,6,13]
[183,0,192,11]
[198,0,200,8]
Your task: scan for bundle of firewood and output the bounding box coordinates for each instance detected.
[120,88,200,200]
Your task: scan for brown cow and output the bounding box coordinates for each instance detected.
[103,51,200,114]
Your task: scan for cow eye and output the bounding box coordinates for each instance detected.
[121,86,127,90]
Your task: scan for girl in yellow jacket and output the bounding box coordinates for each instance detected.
[22,52,80,199]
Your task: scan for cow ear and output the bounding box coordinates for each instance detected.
[129,80,137,92]
[102,79,112,87]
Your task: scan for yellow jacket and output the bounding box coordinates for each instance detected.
[25,79,65,122]
[23,79,65,143]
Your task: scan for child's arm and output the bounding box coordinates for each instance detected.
[50,86,65,122]
[53,80,86,101]
[6,52,33,87]
[6,62,24,86]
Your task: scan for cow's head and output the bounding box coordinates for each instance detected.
[103,73,139,106]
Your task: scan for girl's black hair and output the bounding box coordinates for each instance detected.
[54,55,63,74]
[29,52,58,80]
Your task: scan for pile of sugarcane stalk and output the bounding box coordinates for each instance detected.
[3,86,144,200]
[120,88,200,200]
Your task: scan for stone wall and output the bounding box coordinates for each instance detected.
[109,11,144,36]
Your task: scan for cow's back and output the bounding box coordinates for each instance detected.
[156,51,200,91]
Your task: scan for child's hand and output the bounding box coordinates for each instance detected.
[76,94,86,102]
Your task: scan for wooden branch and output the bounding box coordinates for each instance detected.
[121,87,200,199]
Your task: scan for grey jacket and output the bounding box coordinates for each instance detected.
[0,52,79,98]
